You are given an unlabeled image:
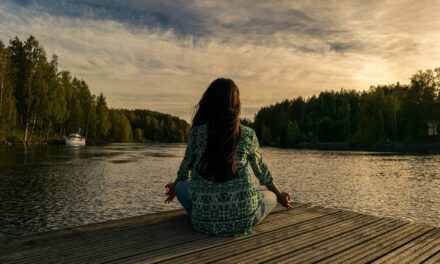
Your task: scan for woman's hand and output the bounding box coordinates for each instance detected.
[265,182,293,209]
[164,182,176,203]
[277,191,293,209]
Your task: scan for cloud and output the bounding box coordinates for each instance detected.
[1,0,440,120]
[7,0,211,36]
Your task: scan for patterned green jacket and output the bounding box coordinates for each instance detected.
[177,124,273,236]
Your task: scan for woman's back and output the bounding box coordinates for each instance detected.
[165,78,291,236]
[176,123,273,236]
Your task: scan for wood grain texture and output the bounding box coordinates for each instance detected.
[0,204,438,264]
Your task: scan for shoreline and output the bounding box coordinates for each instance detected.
[3,140,440,153]
[290,142,440,153]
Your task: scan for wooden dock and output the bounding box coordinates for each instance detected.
[1,203,439,263]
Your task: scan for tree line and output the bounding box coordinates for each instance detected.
[252,68,440,147]
[0,35,189,144]
[3,36,438,147]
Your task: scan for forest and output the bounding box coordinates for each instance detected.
[0,36,189,144]
[252,68,440,147]
[2,35,439,147]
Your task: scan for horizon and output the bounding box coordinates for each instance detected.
[1,0,440,121]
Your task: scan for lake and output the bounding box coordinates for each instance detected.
[0,144,439,238]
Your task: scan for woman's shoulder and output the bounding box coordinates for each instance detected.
[240,125,256,136]
[240,125,257,144]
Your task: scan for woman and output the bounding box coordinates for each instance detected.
[164,78,292,236]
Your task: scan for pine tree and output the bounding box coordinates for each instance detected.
[0,41,16,139]
[96,93,111,143]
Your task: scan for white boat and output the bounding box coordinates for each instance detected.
[64,133,86,147]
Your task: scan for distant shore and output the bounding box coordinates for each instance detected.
[2,139,440,153]
[0,138,64,146]
[0,138,169,146]
[290,142,440,153]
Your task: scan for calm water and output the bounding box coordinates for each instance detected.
[0,144,439,238]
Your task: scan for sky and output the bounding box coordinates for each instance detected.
[1,0,439,121]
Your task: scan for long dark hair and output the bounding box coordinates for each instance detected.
[192,78,242,182]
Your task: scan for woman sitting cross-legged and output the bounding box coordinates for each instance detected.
[164,78,292,236]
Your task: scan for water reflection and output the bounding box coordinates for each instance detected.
[0,144,439,238]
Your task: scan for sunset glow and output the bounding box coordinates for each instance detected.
[1,0,439,120]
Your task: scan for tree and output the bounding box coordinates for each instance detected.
[75,79,96,140]
[285,120,301,147]
[8,36,50,142]
[0,41,16,138]
[96,93,111,143]
[317,116,333,142]
[0,35,191,144]
[43,54,67,140]
[109,110,133,142]
[261,125,272,146]
[134,128,144,142]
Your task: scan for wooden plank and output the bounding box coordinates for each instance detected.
[208,214,377,263]
[1,203,438,264]
[1,204,309,262]
[422,250,440,264]
[372,228,440,264]
[249,206,341,232]
[248,203,318,223]
[353,225,435,263]
[0,209,187,247]
[0,215,192,262]
[91,208,343,264]
[265,218,406,263]
[1,217,189,252]
[1,205,304,262]
[319,223,434,263]
[0,217,193,261]
[76,208,342,263]
[410,236,440,263]
[1,205,322,264]
[1,203,302,255]
[118,211,347,264]
[1,226,205,264]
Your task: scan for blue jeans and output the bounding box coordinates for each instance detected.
[174,181,277,225]
[253,190,278,225]
[174,181,193,214]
